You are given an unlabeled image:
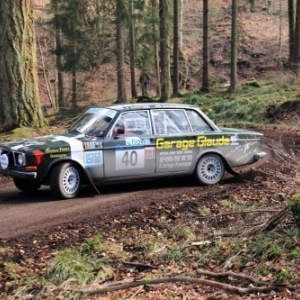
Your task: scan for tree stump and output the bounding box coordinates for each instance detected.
[289,194,300,230]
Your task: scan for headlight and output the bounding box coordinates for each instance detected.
[17,153,26,165]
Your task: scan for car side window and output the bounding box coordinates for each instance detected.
[151,109,192,134]
[186,110,213,132]
[113,111,151,136]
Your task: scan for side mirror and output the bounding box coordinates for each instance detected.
[113,128,125,137]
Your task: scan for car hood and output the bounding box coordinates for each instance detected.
[0,133,103,153]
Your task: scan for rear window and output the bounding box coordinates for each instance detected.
[151,109,191,134]
[186,110,213,132]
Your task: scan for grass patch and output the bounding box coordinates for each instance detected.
[183,81,297,125]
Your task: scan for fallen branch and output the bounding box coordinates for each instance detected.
[196,269,264,285]
[239,205,290,237]
[196,209,281,219]
[55,275,300,296]
[121,260,158,270]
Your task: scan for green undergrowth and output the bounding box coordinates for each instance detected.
[183,79,298,126]
[2,217,300,299]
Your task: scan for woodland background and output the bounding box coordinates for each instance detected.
[32,0,291,113]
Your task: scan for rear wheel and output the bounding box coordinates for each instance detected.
[50,162,82,199]
[13,178,42,192]
[195,154,225,185]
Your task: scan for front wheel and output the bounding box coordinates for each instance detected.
[50,162,82,199]
[13,178,42,192]
[195,154,225,185]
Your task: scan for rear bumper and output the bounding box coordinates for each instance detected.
[0,169,37,179]
[254,152,267,160]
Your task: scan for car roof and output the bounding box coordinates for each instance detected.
[106,102,197,111]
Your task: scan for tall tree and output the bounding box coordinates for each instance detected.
[173,0,179,97]
[0,0,46,131]
[293,0,300,70]
[116,0,127,103]
[230,0,238,91]
[159,0,170,102]
[288,0,295,63]
[48,0,115,107]
[151,0,161,97]
[201,0,209,92]
[50,0,65,110]
[129,0,138,99]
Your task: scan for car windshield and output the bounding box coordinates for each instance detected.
[68,107,117,136]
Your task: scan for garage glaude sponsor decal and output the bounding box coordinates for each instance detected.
[156,135,231,151]
[45,146,70,153]
[158,149,194,170]
[156,135,234,171]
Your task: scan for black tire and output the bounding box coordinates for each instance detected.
[195,154,225,185]
[13,178,42,192]
[50,162,82,199]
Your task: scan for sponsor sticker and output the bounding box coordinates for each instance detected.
[125,137,151,146]
[156,135,231,151]
[85,151,103,167]
[84,141,102,149]
[45,147,70,153]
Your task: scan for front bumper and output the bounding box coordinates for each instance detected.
[0,169,37,179]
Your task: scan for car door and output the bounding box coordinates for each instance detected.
[152,108,213,173]
[103,110,156,178]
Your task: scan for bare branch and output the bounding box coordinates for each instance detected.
[196,269,264,285]
[121,260,158,270]
[53,275,300,296]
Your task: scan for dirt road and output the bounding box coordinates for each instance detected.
[0,177,198,240]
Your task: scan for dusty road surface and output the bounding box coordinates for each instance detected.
[0,177,198,240]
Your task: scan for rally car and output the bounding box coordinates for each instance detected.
[0,103,267,199]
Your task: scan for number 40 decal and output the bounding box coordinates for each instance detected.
[122,150,138,166]
[116,149,145,170]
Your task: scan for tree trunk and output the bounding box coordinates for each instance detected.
[151,0,161,97]
[178,0,184,55]
[71,67,77,108]
[288,0,295,64]
[293,0,300,72]
[53,0,64,110]
[0,0,45,131]
[129,0,138,99]
[201,0,209,92]
[230,0,238,91]
[173,0,179,97]
[116,0,127,103]
[159,0,170,102]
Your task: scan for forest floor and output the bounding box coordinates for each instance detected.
[1,127,300,299]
